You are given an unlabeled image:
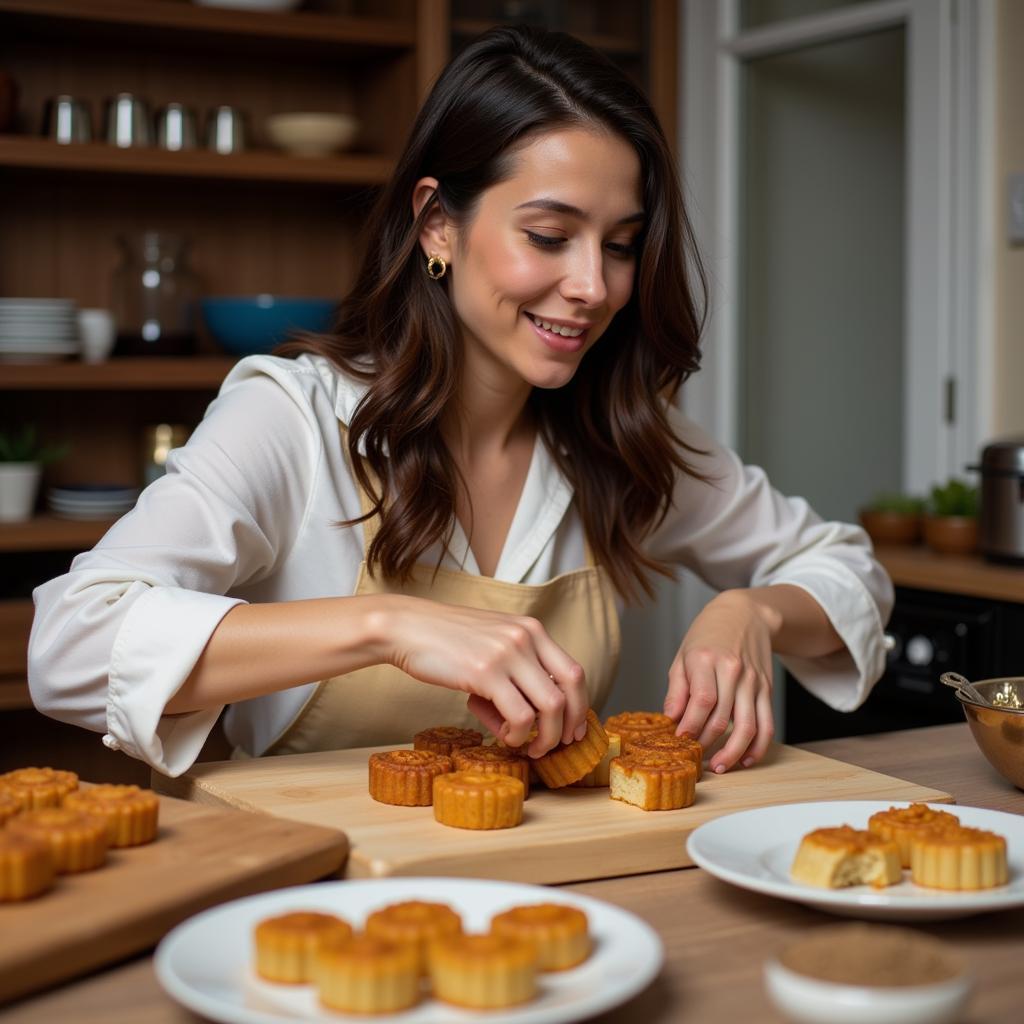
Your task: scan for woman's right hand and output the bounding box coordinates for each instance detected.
[374,595,588,757]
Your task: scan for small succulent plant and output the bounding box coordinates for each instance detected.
[864,492,926,516]
[0,424,69,465]
[927,478,979,518]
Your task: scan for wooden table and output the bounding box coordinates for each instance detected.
[6,724,1023,1023]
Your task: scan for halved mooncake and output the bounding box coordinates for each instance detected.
[790,826,902,889]
[609,751,697,811]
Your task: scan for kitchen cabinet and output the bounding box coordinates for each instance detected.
[0,0,680,777]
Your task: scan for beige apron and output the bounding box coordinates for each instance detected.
[265,427,621,755]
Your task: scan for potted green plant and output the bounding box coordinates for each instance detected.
[923,478,979,555]
[858,492,926,546]
[0,425,69,523]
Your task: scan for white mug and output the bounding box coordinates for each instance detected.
[77,308,116,364]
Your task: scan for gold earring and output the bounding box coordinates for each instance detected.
[426,253,447,280]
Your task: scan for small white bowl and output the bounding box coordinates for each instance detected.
[764,958,973,1024]
[265,112,358,157]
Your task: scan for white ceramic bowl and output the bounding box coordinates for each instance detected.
[764,958,973,1024]
[265,112,358,157]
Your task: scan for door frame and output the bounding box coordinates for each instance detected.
[679,0,996,492]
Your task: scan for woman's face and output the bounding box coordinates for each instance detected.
[441,127,644,394]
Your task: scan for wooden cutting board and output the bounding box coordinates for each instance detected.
[0,787,348,1005]
[154,742,952,885]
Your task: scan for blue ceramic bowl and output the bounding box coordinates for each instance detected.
[200,296,338,357]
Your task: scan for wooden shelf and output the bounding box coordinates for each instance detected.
[0,676,31,712]
[0,138,395,187]
[0,1,416,56]
[0,600,33,680]
[450,17,643,57]
[875,545,1024,604]
[0,517,117,553]
[0,358,235,391]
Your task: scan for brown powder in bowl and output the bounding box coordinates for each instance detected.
[779,923,962,987]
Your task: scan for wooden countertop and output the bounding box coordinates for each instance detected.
[875,544,1024,602]
[6,724,1022,1024]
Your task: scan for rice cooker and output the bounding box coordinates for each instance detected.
[971,437,1024,563]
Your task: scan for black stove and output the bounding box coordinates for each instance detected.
[784,585,1024,743]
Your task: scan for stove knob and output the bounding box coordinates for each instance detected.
[905,634,934,667]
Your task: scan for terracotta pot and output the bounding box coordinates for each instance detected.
[858,509,922,546]
[923,515,978,555]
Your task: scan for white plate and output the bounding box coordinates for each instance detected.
[154,877,663,1024]
[686,800,1024,921]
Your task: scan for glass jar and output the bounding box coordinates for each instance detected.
[112,231,201,356]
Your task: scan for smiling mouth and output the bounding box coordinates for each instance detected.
[524,312,588,338]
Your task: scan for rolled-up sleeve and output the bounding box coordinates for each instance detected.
[28,368,320,775]
[646,407,894,712]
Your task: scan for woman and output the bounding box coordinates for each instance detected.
[28,26,891,779]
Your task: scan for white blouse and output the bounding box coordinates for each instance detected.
[28,354,893,777]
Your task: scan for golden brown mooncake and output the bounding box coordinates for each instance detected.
[63,784,160,847]
[429,933,538,1009]
[910,825,1008,890]
[867,803,960,868]
[0,786,28,825]
[624,733,704,780]
[413,726,484,757]
[254,911,354,983]
[6,807,109,873]
[570,732,621,788]
[790,826,902,889]
[453,745,531,798]
[364,900,463,975]
[0,767,78,809]
[0,831,56,902]
[314,935,420,1013]
[433,772,524,830]
[368,749,454,806]
[602,711,676,748]
[609,752,697,811]
[490,903,591,970]
[531,709,608,788]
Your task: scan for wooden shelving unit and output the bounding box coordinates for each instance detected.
[0,138,395,186]
[0,357,236,390]
[0,678,31,712]
[0,516,117,553]
[0,1,417,54]
[450,17,642,56]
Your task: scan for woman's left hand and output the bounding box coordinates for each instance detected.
[663,589,777,773]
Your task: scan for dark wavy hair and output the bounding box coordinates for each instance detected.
[277,24,708,602]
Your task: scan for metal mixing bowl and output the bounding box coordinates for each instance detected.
[956,677,1024,790]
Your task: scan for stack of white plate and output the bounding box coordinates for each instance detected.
[0,298,81,362]
[47,485,139,521]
